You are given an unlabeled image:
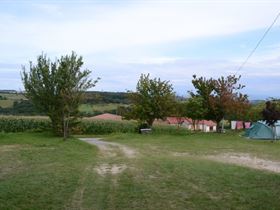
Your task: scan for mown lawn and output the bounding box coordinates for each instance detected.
[1,132,280,210]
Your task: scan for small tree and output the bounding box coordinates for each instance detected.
[126,74,176,127]
[262,100,280,141]
[185,96,207,130]
[22,52,98,139]
[190,74,249,132]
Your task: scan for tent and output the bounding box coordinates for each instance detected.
[245,121,280,140]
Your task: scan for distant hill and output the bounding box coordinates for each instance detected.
[0,90,18,94]
[250,100,265,105]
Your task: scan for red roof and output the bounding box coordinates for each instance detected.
[91,113,122,121]
[166,117,186,124]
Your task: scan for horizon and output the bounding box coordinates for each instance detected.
[1,1,280,100]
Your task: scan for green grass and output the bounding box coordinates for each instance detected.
[0,93,25,100]
[1,132,280,209]
[0,132,98,210]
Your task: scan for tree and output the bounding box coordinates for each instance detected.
[170,101,187,128]
[22,52,98,139]
[190,74,249,132]
[262,100,280,141]
[185,96,207,130]
[262,100,280,126]
[126,74,176,127]
[246,102,265,122]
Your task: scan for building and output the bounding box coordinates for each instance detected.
[166,117,217,132]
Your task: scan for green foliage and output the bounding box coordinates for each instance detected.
[185,96,207,130]
[126,74,176,126]
[0,95,7,100]
[242,102,264,122]
[22,52,98,138]
[190,74,249,130]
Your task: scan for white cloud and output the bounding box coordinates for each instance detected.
[1,1,280,99]
[1,1,280,55]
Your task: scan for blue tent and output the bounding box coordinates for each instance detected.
[245,121,280,140]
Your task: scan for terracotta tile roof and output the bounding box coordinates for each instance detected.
[91,113,122,121]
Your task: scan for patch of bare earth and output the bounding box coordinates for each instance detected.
[0,144,23,152]
[79,138,137,158]
[206,153,280,174]
[94,164,127,176]
[172,152,190,157]
[172,151,280,174]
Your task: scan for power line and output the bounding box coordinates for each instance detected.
[235,11,280,75]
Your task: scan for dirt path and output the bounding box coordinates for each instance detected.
[79,138,137,158]
[172,151,280,174]
[206,153,280,174]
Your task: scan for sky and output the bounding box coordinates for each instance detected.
[0,0,280,99]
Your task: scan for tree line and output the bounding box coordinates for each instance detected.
[21,52,275,139]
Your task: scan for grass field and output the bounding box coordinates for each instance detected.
[79,103,124,114]
[1,132,280,209]
[0,93,25,100]
[0,93,26,108]
[0,99,14,108]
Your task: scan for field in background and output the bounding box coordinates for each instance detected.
[0,93,26,108]
[0,92,127,116]
[0,115,188,135]
[79,103,126,116]
[1,132,280,209]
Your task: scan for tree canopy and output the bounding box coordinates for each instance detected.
[190,74,249,131]
[22,52,98,139]
[185,96,207,130]
[262,100,280,126]
[126,74,176,127]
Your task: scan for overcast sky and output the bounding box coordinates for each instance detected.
[0,0,280,99]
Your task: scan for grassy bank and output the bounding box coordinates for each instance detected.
[1,132,280,209]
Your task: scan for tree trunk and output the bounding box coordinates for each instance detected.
[62,112,66,140]
[216,119,222,133]
[192,120,196,131]
[147,118,155,127]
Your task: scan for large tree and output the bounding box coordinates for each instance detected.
[126,74,176,127]
[22,52,98,139]
[190,74,249,131]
